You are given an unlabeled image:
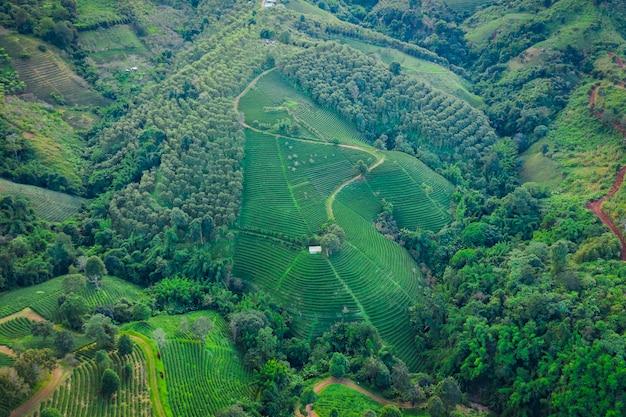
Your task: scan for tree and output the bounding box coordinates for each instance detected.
[356,159,368,176]
[84,314,119,350]
[100,368,120,397]
[191,317,214,340]
[434,377,461,413]
[54,330,75,357]
[0,368,29,407]
[14,348,56,387]
[85,255,106,290]
[132,303,151,321]
[31,321,54,340]
[95,350,112,370]
[59,294,89,330]
[389,61,401,75]
[40,407,63,417]
[62,274,86,294]
[152,328,167,348]
[380,405,401,417]
[117,334,134,356]
[329,352,349,378]
[216,405,250,417]
[427,395,445,417]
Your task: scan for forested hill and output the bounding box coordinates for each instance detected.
[1,0,626,416]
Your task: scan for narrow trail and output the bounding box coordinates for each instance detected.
[0,345,15,357]
[585,166,626,261]
[9,366,71,417]
[234,71,385,221]
[0,307,48,325]
[129,334,168,417]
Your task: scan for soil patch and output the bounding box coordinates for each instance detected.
[0,345,16,357]
[585,166,626,260]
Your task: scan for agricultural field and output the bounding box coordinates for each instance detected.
[76,0,130,29]
[0,275,147,322]
[443,0,495,14]
[0,316,93,353]
[123,311,254,416]
[0,35,111,107]
[27,345,154,417]
[314,384,426,417]
[463,13,534,50]
[339,38,484,108]
[79,25,151,66]
[284,0,331,18]
[235,67,454,369]
[0,179,89,223]
[239,71,368,145]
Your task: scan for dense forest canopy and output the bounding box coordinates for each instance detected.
[1,0,626,416]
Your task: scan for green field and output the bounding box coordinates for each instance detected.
[235,69,455,369]
[464,13,534,50]
[284,0,332,18]
[76,0,129,29]
[444,0,494,14]
[0,179,89,222]
[239,71,368,145]
[339,38,484,108]
[0,35,111,107]
[0,276,147,322]
[0,352,15,368]
[79,25,150,65]
[124,311,253,416]
[29,345,154,417]
[314,384,426,417]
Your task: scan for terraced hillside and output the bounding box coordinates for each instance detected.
[0,179,89,222]
[124,312,254,416]
[234,71,454,369]
[27,345,154,417]
[0,276,147,323]
[0,35,110,106]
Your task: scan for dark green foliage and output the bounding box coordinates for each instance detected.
[100,368,120,397]
[31,320,53,340]
[40,407,63,417]
[117,334,133,356]
[329,352,349,378]
[60,294,89,331]
[54,330,75,357]
[84,314,118,351]
[14,348,56,387]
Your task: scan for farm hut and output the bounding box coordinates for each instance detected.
[309,246,322,255]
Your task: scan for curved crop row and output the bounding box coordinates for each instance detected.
[32,346,154,417]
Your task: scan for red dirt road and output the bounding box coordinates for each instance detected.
[585,166,626,260]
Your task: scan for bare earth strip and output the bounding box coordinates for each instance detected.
[0,345,16,356]
[10,366,72,417]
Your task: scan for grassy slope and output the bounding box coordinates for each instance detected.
[0,34,110,107]
[0,275,147,322]
[123,311,253,416]
[234,72,454,369]
[0,178,88,224]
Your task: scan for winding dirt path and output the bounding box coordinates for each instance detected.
[9,366,71,417]
[129,334,168,417]
[235,71,385,221]
[585,166,626,261]
[0,345,16,357]
[0,307,48,325]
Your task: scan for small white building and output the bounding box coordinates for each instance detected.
[308,246,322,255]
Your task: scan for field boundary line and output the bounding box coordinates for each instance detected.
[324,259,370,322]
[128,332,170,417]
[10,364,72,417]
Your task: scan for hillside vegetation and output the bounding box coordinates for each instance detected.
[1,0,626,416]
